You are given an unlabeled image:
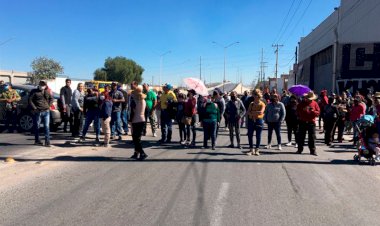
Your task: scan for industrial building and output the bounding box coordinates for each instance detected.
[297,0,380,94]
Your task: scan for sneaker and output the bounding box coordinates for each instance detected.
[118,136,122,141]
[45,142,51,147]
[138,153,148,161]
[311,152,318,156]
[95,138,100,143]
[285,142,292,146]
[212,146,216,150]
[295,143,298,148]
[153,132,157,137]
[278,144,282,151]
[34,141,43,146]
[265,145,272,149]
[375,156,380,161]
[79,136,86,141]
[180,140,186,145]
[254,148,260,156]
[246,148,254,156]
[130,153,139,159]
[228,144,235,148]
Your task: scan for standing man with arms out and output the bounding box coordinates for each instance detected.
[142,83,157,137]
[59,79,72,133]
[80,88,100,143]
[71,83,85,138]
[296,91,320,156]
[29,81,53,147]
[159,83,177,143]
[110,82,125,141]
[0,84,21,133]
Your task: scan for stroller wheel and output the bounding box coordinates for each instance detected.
[370,158,376,166]
[353,154,360,162]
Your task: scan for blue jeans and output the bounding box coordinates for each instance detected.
[111,111,122,137]
[247,119,264,149]
[33,111,50,143]
[82,109,100,138]
[160,109,173,141]
[267,121,282,145]
[121,109,129,134]
[203,121,217,147]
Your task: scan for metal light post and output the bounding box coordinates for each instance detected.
[159,50,171,87]
[212,41,239,93]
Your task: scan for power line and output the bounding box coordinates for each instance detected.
[282,0,313,45]
[275,0,305,44]
[272,0,297,44]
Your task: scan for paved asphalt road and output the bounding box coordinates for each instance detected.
[0,124,380,226]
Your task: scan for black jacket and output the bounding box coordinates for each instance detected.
[29,88,53,111]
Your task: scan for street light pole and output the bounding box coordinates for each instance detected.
[213,41,239,93]
[159,50,171,88]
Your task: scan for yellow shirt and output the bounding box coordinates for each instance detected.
[160,90,177,109]
[247,100,265,120]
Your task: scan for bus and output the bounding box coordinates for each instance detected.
[84,80,113,93]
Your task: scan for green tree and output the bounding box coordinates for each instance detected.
[28,57,64,84]
[93,56,144,84]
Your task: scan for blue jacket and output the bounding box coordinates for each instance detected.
[100,100,113,119]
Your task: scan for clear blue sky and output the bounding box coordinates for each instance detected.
[0,0,340,86]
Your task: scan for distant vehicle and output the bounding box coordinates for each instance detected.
[0,84,62,132]
[85,80,113,93]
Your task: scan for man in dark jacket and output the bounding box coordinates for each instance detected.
[60,79,72,133]
[80,88,100,142]
[29,81,53,147]
[323,97,339,145]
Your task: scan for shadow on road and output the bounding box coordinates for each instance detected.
[0,155,365,166]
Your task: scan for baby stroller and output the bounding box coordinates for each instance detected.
[353,115,377,166]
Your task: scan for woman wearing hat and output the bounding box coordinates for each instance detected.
[296,91,320,155]
[130,87,148,160]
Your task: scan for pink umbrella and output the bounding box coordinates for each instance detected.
[183,77,209,96]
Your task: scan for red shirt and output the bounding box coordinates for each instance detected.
[350,104,365,122]
[297,100,320,123]
[184,97,197,117]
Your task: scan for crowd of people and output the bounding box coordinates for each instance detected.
[1,78,380,161]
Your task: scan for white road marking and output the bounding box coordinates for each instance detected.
[210,182,230,226]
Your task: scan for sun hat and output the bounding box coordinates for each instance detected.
[303,91,318,100]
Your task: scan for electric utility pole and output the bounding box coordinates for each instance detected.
[260,48,267,89]
[272,44,283,91]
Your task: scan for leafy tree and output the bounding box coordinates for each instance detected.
[28,57,64,84]
[94,56,144,84]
